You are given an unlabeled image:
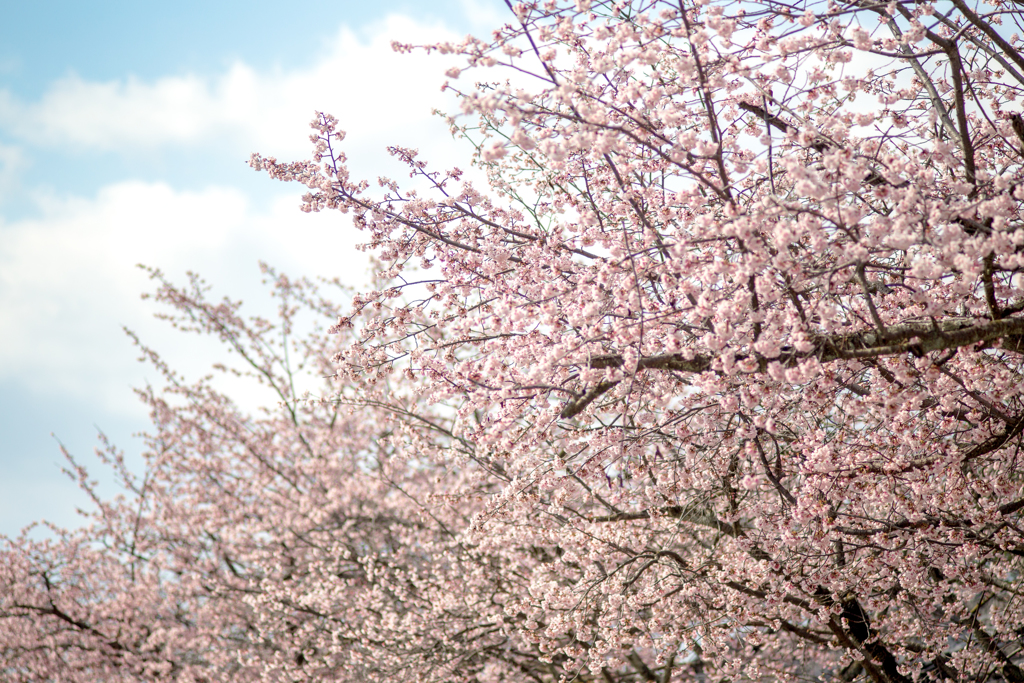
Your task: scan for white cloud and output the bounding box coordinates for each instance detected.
[0,142,24,199]
[0,179,381,535]
[0,11,491,418]
[0,14,465,160]
[457,0,509,31]
[0,180,373,415]
[0,6,506,536]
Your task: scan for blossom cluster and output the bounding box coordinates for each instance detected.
[4,1,1024,682]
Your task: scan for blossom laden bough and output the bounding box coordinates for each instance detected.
[5,0,1024,681]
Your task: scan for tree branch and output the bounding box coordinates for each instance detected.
[561,316,1024,417]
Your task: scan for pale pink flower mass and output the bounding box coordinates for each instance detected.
[4,1,1024,681]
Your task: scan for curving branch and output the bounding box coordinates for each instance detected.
[561,316,1024,417]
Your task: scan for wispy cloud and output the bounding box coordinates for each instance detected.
[0,4,504,536]
[0,13,474,415]
[0,15,463,158]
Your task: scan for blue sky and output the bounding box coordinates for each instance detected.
[0,0,506,535]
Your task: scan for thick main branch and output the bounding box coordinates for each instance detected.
[561,316,1024,417]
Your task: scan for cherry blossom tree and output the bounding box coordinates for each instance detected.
[0,268,500,682]
[5,0,1024,681]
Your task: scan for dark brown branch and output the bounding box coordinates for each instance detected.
[589,503,736,535]
[971,624,1024,683]
[560,316,1024,417]
[626,651,659,682]
[963,413,1024,464]
[946,0,1024,76]
[738,101,827,151]
[738,101,897,186]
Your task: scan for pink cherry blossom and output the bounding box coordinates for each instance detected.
[5,1,1024,681]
